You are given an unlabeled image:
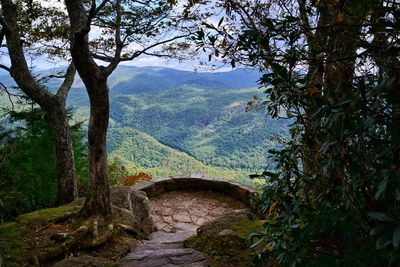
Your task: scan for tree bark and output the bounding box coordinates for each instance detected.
[0,0,78,204]
[65,0,112,217]
[47,102,79,204]
[82,80,111,216]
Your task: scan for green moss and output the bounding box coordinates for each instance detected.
[104,262,119,267]
[185,218,264,267]
[17,203,81,224]
[0,203,82,266]
[0,222,27,266]
[229,219,264,239]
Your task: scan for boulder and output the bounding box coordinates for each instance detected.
[196,209,253,236]
[184,209,263,267]
[110,186,155,236]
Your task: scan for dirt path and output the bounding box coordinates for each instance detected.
[121,190,249,267]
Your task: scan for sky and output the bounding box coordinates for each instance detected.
[0,0,235,74]
[0,45,236,76]
[0,53,234,74]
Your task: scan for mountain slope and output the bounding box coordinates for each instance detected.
[108,85,288,171]
[108,127,248,182]
[1,66,288,178]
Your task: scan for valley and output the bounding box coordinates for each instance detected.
[1,66,289,181]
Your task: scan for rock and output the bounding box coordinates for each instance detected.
[196,209,253,236]
[218,229,236,237]
[173,212,192,223]
[110,186,132,209]
[112,206,135,227]
[189,173,204,179]
[131,180,154,192]
[184,209,262,267]
[110,186,155,236]
[121,244,208,267]
[145,230,196,245]
[133,175,258,205]
[53,255,112,267]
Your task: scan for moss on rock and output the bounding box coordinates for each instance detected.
[184,209,264,267]
[0,202,81,266]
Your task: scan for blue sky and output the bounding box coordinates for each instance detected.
[0,51,233,74]
[0,0,235,74]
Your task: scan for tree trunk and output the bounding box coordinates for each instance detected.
[1,0,78,204]
[47,102,78,204]
[81,80,112,217]
[65,0,113,217]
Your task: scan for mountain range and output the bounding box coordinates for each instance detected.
[0,66,289,181]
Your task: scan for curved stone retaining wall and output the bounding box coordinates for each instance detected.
[131,174,258,205]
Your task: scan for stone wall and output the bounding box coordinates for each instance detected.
[131,174,258,205]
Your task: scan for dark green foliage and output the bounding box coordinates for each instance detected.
[196,0,400,265]
[0,108,87,221]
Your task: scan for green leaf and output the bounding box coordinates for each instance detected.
[230,59,236,68]
[217,17,224,27]
[370,224,390,236]
[368,212,393,222]
[393,227,400,248]
[375,176,389,200]
[250,236,265,248]
[376,234,392,249]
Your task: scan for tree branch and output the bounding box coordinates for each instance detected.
[102,0,123,76]
[0,81,23,110]
[87,0,110,27]
[56,63,76,102]
[297,0,313,44]
[121,33,192,62]
[0,64,10,72]
[0,0,55,109]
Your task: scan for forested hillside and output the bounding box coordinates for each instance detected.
[2,66,288,179]
[68,66,288,175]
[108,127,249,181]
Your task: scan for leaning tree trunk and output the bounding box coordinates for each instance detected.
[1,0,78,204]
[47,101,78,204]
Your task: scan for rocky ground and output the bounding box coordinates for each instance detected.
[150,190,248,233]
[120,190,250,267]
[1,177,262,267]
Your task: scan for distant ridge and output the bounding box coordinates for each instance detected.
[1,65,261,93]
[0,65,286,177]
[105,66,261,94]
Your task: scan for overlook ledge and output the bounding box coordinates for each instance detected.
[131,174,258,205]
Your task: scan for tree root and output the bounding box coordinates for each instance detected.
[118,223,139,236]
[80,223,114,249]
[31,210,142,266]
[32,225,89,265]
[50,211,80,224]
